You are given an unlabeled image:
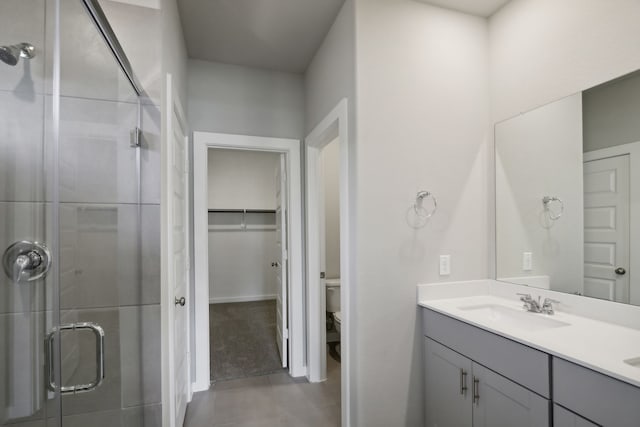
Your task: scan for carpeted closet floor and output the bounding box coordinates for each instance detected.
[209,300,285,382]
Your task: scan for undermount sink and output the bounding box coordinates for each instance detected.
[457,303,571,331]
[624,357,640,369]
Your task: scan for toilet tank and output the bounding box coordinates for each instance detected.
[325,278,341,313]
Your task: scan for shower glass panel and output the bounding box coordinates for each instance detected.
[57,0,161,425]
[1,0,161,426]
[0,0,60,425]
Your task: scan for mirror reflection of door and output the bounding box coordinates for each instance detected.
[583,155,630,303]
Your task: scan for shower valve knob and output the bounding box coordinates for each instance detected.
[20,251,43,269]
[3,241,51,283]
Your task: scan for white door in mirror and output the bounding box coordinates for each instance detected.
[583,155,629,303]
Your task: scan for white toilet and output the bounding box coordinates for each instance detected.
[325,278,341,333]
[333,311,342,333]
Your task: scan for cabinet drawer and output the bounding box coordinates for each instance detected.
[422,308,551,397]
[554,404,599,427]
[553,358,640,427]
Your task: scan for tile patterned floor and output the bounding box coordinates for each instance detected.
[184,351,341,427]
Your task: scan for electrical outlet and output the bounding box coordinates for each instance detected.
[523,252,533,271]
[439,255,451,276]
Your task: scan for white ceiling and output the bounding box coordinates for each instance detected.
[177,0,345,73]
[177,0,510,74]
[418,0,511,17]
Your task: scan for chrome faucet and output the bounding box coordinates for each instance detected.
[540,297,560,315]
[517,293,560,315]
[518,293,541,312]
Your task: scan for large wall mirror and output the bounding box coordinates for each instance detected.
[496,69,640,306]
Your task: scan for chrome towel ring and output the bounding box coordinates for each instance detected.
[407,191,437,229]
[542,196,564,221]
[415,191,437,218]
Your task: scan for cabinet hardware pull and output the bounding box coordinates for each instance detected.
[459,369,468,395]
[473,377,480,405]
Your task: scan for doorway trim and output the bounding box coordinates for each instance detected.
[304,98,351,426]
[584,140,640,305]
[192,132,305,391]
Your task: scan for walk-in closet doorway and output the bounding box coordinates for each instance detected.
[206,148,284,381]
[191,132,304,391]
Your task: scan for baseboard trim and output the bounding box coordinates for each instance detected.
[209,294,277,304]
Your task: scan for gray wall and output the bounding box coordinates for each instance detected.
[187,59,304,139]
[304,0,357,135]
[583,70,640,152]
[353,1,491,424]
[303,1,357,424]
[489,0,640,123]
[161,0,189,104]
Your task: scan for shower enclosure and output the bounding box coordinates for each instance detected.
[1,0,161,425]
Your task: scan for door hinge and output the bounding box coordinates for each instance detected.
[284,328,289,339]
[283,249,288,261]
[320,272,325,279]
[130,127,142,148]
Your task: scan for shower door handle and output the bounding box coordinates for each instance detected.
[46,322,105,394]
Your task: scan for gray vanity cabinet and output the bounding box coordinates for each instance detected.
[424,337,550,427]
[422,307,640,427]
[553,358,640,427]
[424,337,473,427]
[553,405,599,427]
[471,363,549,427]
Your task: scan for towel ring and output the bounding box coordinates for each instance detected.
[542,196,564,221]
[415,191,437,219]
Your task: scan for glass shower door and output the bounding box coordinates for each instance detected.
[54,0,162,425]
[0,0,61,426]
[2,0,161,425]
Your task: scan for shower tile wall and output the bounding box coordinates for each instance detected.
[0,0,162,425]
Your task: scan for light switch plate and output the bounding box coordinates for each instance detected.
[523,252,533,271]
[439,255,451,276]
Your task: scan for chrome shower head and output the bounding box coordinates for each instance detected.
[0,43,35,66]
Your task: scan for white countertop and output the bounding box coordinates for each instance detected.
[417,280,640,388]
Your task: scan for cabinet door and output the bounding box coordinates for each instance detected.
[424,338,473,427]
[472,363,550,427]
[554,404,600,427]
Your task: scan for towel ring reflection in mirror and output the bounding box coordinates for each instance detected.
[407,191,437,229]
[542,196,564,221]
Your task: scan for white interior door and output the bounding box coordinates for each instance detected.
[163,74,190,427]
[583,155,630,303]
[275,154,289,368]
